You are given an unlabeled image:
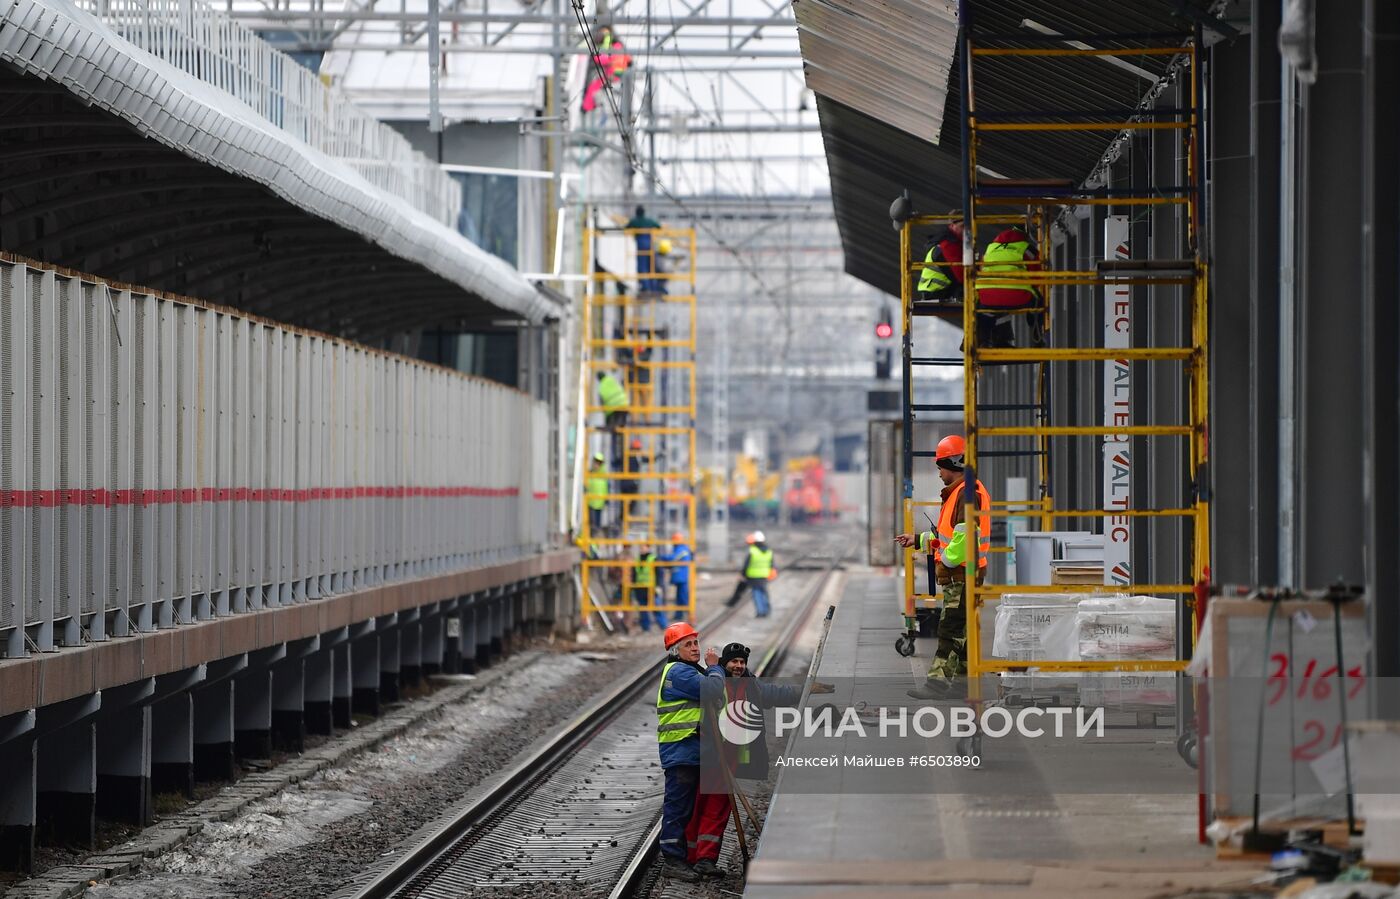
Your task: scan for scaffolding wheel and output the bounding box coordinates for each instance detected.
[955,734,982,758]
[1176,732,1198,769]
[894,634,917,657]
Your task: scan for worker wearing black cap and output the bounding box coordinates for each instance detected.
[687,644,819,878]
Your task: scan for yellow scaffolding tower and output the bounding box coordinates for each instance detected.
[897,13,1210,708]
[579,225,699,626]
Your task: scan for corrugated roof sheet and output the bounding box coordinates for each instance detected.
[795,0,958,143]
[800,0,1218,293]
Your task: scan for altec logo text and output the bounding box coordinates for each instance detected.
[769,705,1107,740]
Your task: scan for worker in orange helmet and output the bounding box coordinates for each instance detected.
[895,434,990,699]
[655,622,724,881]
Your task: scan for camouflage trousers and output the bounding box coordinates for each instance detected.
[927,579,967,681]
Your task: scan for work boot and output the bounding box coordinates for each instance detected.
[661,855,700,882]
[692,858,726,879]
[906,678,955,701]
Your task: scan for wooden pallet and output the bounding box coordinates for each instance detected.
[1211,815,1363,860]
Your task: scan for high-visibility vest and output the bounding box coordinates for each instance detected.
[744,546,773,579]
[634,552,656,587]
[598,374,629,412]
[977,236,1038,305]
[586,470,607,510]
[656,661,702,744]
[919,481,991,568]
[918,245,952,293]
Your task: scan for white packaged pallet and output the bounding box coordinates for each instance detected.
[1076,595,1176,660]
[1076,595,1177,710]
[1078,672,1177,709]
[993,594,1084,696]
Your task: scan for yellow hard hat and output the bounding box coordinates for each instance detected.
[658,238,673,255]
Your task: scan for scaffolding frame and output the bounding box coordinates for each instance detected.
[897,10,1210,685]
[579,226,699,622]
[898,212,1052,637]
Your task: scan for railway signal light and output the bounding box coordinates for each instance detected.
[875,304,894,340]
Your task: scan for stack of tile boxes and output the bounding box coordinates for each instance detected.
[994,595,1177,710]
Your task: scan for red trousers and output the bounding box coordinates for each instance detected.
[685,790,732,863]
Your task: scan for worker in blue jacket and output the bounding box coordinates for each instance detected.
[655,621,724,882]
[660,533,693,622]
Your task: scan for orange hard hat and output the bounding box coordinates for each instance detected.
[671,532,685,543]
[630,438,642,449]
[663,621,697,649]
[935,434,966,466]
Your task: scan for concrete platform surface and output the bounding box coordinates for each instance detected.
[748,571,1235,897]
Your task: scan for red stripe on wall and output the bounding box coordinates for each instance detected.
[0,485,522,508]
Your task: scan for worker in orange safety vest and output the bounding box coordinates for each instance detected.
[895,434,990,698]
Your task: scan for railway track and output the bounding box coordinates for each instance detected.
[341,540,844,899]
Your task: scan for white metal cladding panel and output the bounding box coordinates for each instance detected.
[58,277,83,628]
[474,383,482,557]
[533,401,549,547]
[264,327,284,602]
[0,257,556,658]
[174,303,195,609]
[55,277,77,627]
[215,313,234,612]
[348,349,362,581]
[1,266,26,640]
[231,317,250,610]
[327,341,343,585]
[109,290,134,635]
[31,270,56,644]
[294,335,310,597]
[133,294,160,629]
[157,302,177,620]
[309,338,324,593]
[83,284,109,626]
[279,331,296,601]
[248,324,266,603]
[433,370,446,567]
[373,356,385,574]
[196,308,217,610]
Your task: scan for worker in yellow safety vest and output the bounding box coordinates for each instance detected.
[586,452,610,535]
[895,434,991,698]
[916,214,966,304]
[740,531,774,618]
[632,545,667,632]
[974,225,1044,348]
[655,622,724,881]
[595,370,630,465]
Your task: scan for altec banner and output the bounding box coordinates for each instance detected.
[1103,215,1131,586]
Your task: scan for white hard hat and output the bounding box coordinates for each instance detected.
[752,530,766,543]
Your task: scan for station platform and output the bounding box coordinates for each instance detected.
[747,571,1257,898]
